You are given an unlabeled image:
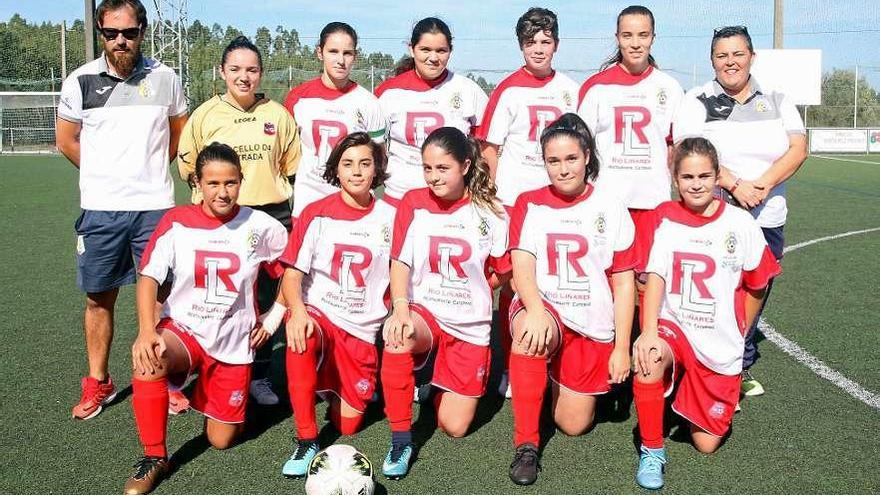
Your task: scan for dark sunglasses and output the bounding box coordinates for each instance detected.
[98,26,142,41]
[713,25,749,37]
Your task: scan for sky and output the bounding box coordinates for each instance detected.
[3,0,879,91]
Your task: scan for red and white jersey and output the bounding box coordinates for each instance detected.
[376,70,488,200]
[578,65,683,209]
[509,185,638,342]
[280,193,394,344]
[476,68,579,206]
[391,188,508,346]
[646,201,781,375]
[140,205,288,364]
[284,78,386,217]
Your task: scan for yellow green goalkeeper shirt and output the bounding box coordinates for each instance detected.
[177,94,301,206]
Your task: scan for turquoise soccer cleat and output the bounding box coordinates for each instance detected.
[282,440,320,478]
[636,445,667,490]
[382,443,414,480]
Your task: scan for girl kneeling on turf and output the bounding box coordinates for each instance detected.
[125,143,288,495]
[380,127,510,479]
[507,113,636,486]
[632,137,780,490]
[278,132,394,478]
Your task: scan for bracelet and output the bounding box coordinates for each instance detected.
[259,301,287,336]
[391,297,410,307]
[729,177,742,193]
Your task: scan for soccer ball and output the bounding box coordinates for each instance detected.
[304,444,375,495]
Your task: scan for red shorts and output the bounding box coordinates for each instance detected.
[410,304,490,398]
[160,318,252,424]
[629,208,656,274]
[307,305,378,413]
[509,299,614,395]
[658,319,740,437]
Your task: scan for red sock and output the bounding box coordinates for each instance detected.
[633,379,666,449]
[499,289,514,371]
[510,353,547,446]
[330,408,364,436]
[132,378,169,458]
[286,337,319,440]
[381,350,414,433]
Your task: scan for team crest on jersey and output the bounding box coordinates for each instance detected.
[355,108,366,129]
[381,224,391,245]
[356,378,371,398]
[755,99,771,113]
[450,92,462,110]
[724,231,738,254]
[595,213,607,234]
[709,401,727,419]
[246,228,261,259]
[229,390,245,407]
[657,88,667,107]
[478,216,489,237]
[562,90,573,108]
[264,122,276,135]
[138,79,154,99]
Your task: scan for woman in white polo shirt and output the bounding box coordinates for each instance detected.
[673,26,807,396]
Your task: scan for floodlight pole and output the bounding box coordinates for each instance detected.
[773,0,783,48]
[84,0,97,61]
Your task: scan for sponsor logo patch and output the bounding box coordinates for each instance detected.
[264,122,276,135]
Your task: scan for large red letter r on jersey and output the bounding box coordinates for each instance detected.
[405,112,444,147]
[428,236,471,281]
[671,252,715,298]
[194,250,240,295]
[331,243,373,290]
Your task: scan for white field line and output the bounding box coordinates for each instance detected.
[762,227,880,411]
[811,154,880,165]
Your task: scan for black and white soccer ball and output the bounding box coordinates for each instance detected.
[304,444,375,495]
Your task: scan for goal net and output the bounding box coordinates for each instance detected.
[0,92,59,154]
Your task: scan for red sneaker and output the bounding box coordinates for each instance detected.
[72,376,118,420]
[167,389,190,415]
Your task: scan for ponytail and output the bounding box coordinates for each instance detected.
[422,127,503,217]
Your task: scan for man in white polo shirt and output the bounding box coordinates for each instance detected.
[56,0,188,420]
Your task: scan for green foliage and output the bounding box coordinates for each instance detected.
[807,69,880,127]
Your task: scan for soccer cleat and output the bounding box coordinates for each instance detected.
[282,440,320,478]
[413,384,432,404]
[740,370,765,397]
[382,443,414,479]
[123,456,169,495]
[497,371,512,399]
[167,390,190,415]
[635,445,666,490]
[72,376,118,420]
[249,377,279,406]
[509,443,541,486]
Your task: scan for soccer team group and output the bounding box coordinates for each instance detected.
[54,0,808,493]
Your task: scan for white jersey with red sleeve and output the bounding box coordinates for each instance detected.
[475,68,579,206]
[391,188,508,346]
[139,205,288,364]
[509,185,638,342]
[284,78,386,217]
[376,70,489,201]
[280,193,394,344]
[645,201,781,375]
[577,65,683,209]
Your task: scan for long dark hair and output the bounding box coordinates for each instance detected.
[540,113,600,183]
[600,5,658,71]
[322,132,388,189]
[394,17,453,76]
[221,35,263,70]
[422,127,502,216]
[318,21,358,49]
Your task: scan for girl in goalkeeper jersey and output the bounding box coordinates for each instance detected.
[276,133,394,478]
[177,35,302,407]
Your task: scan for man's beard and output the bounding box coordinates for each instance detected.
[105,43,140,78]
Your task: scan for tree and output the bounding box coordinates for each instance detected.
[808,69,880,128]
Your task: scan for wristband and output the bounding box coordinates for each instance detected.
[391,297,410,308]
[259,301,287,336]
[729,177,742,193]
